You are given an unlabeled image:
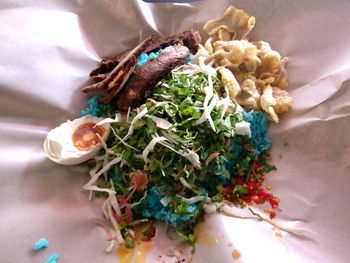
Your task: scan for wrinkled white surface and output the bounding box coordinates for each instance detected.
[0,0,350,262]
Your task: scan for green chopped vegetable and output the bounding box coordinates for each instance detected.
[84,69,277,246]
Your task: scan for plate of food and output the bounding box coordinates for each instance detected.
[1,1,350,263]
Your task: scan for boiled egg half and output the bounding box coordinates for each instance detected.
[44,115,110,165]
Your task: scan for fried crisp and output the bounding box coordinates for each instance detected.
[196,6,292,122]
[260,85,278,123]
[203,6,255,41]
[271,87,292,114]
[219,67,241,100]
[236,79,261,110]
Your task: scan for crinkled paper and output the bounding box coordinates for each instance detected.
[0,0,349,262]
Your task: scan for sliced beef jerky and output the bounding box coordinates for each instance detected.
[116,45,190,111]
[89,51,128,78]
[81,36,155,95]
[89,30,201,80]
[142,30,201,54]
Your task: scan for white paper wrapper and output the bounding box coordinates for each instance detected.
[1,0,350,262]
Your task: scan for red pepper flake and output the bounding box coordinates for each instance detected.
[222,162,281,210]
[252,162,262,171]
[269,196,280,209]
[257,188,271,200]
[264,209,277,219]
[240,195,252,203]
[246,181,257,191]
[251,195,260,203]
[269,210,276,219]
[235,178,244,185]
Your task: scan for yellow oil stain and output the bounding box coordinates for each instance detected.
[232,249,241,259]
[116,224,153,263]
[194,223,219,247]
[116,241,153,263]
[275,231,283,238]
[196,234,219,246]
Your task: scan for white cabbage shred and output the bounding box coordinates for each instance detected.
[123,107,148,141]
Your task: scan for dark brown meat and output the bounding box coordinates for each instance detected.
[89,51,128,77]
[89,30,201,80]
[116,45,190,111]
[89,61,118,78]
[98,55,136,104]
[143,30,201,54]
[178,30,202,54]
[81,36,155,94]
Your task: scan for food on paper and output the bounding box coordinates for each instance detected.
[44,5,295,256]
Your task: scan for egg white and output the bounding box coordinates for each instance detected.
[44,115,110,165]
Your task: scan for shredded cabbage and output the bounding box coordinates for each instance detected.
[148,115,173,130]
[123,107,148,141]
[142,136,169,163]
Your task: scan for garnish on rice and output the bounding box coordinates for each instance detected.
[82,65,282,249]
[45,5,296,254]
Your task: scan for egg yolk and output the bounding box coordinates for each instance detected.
[72,122,105,151]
